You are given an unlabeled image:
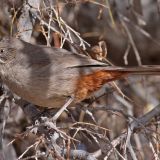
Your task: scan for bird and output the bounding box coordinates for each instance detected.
[0,37,160,108]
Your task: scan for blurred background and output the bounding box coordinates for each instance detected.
[0,0,160,159]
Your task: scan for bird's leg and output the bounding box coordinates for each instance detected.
[52,96,74,122]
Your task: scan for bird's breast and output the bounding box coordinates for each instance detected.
[0,64,79,108]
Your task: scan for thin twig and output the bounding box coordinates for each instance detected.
[52,97,74,121]
[120,17,142,66]
[123,43,131,65]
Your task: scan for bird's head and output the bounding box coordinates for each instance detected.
[0,37,16,64]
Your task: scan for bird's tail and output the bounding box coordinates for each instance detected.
[103,65,160,75]
[75,65,160,102]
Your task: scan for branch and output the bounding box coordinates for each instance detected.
[105,103,160,158]
[17,0,40,41]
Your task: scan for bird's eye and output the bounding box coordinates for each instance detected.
[0,49,4,53]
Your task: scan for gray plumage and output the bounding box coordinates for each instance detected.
[0,37,160,108]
